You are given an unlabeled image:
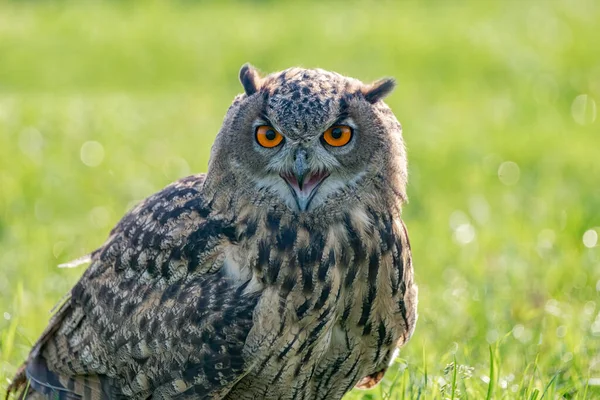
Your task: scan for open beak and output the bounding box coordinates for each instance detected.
[280,149,329,211]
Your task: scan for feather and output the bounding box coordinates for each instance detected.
[57,255,91,269]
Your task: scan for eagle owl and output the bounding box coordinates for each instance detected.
[7,64,418,400]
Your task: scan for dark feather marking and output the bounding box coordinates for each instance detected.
[343,356,361,379]
[297,247,313,293]
[242,217,258,239]
[184,219,236,273]
[276,226,297,251]
[256,240,270,272]
[339,246,351,268]
[344,262,359,289]
[313,281,331,311]
[267,254,283,284]
[342,367,362,396]
[341,301,352,327]
[298,308,330,354]
[318,249,334,281]
[157,204,192,224]
[398,282,409,330]
[342,213,367,288]
[379,217,395,253]
[316,354,346,394]
[278,332,300,360]
[308,231,326,262]
[267,213,282,232]
[271,362,288,385]
[362,322,372,336]
[391,238,404,296]
[279,274,297,315]
[375,320,387,362]
[121,301,136,317]
[300,345,314,364]
[296,299,311,320]
[358,253,380,328]
[182,197,210,218]
[256,354,273,375]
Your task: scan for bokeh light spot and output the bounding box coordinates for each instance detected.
[454,223,476,245]
[486,329,499,344]
[537,229,555,255]
[583,229,598,248]
[571,94,597,125]
[498,161,520,186]
[80,141,105,167]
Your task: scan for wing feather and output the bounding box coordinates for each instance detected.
[9,174,259,399]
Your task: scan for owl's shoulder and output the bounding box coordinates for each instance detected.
[87,173,237,280]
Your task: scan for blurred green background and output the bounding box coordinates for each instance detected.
[1,0,599,398]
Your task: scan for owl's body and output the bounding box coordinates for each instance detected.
[8,66,417,400]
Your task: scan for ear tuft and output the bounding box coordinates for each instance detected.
[239,63,261,96]
[362,78,396,104]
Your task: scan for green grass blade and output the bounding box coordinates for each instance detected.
[485,345,495,400]
[450,356,457,400]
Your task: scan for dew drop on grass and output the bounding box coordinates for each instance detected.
[498,161,520,186]
[512,324,525,339]
[571,94,597,125]
[80,141,105,167]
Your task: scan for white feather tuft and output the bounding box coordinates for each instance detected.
[58,254,92,269]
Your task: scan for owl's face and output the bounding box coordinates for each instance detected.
[207,65,407,214]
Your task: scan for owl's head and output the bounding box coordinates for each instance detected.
[206,64,407,215]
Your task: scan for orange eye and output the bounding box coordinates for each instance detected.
[255,125,284,148]
[322,125,353,147]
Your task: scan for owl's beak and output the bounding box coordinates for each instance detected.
[281,150,329,211]
[281,170,329,211]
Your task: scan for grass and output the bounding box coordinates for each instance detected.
[1,0,599,398]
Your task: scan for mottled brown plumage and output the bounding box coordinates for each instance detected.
[7,64,418,400]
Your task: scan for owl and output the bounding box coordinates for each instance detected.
[7,64,418,400]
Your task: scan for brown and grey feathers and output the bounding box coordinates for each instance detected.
[7,64,417,400]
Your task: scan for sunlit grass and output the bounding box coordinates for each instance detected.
[1,0,600,398]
